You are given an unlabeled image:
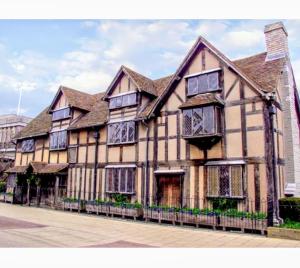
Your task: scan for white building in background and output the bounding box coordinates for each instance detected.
[0,114,32,161]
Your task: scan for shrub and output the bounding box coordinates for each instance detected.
[280,219,300,229]
[63,197,78,203]
[279,197,300,222]
[211,198,238,211]
[0,181,6,193]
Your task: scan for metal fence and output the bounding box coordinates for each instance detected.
[2,187,270,234]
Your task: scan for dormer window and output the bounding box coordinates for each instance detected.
[52,107,71,121]
[186,70,220,96]
[109,92,137,109]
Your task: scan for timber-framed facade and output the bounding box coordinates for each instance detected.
[6,22,300,225]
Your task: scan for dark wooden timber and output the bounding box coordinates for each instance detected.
[239,80,247,157]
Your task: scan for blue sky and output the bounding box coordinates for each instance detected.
[0,19,300,117]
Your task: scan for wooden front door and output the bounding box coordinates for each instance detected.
[157,176,181,207]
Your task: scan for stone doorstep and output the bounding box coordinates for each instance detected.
[267,227,300,241]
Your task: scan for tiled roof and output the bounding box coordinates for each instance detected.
[60,86,97,111]
[31,162,68,174]
[5,165,28,174]
[68,93,108,130]
[136,74,174,119]
[13,107,52,140]
[13,40,286,137]
[233,52,284,93]
[122,66,157,97]
[179,93,225,109]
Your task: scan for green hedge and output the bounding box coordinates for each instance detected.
[279,197,300,222]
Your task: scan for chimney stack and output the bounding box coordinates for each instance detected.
[264,21,289,61]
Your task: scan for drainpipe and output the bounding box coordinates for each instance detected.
[142,119,150,206]
[93,127,100,200]
[266,93,282,226]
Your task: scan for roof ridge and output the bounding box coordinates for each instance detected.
[60,85,94,96]
[122,65,154,82]
[233,52,267,62]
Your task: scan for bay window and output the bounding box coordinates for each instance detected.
[106,167,135,194]
[108,121,135,144]
[207,165,244,198]
[182,106,221,137]
[187,71,220,96]
[50,130,67,150]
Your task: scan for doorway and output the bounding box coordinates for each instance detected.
[157,175,182,207]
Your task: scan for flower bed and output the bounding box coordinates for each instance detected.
[218,210,267,231]
[85,200,143,219]
[176,208,217,226]
[143,206,177,223]
[0,192,14,203]
[143,206,267,231]
[63,198,85,211]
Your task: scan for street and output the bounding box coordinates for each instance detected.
[0,203,300,247]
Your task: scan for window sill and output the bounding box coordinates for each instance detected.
[206,196,245,200]
[106,191,136,195]
[107,141,137,146]
[182,133,222,139]
[49,148,67,151]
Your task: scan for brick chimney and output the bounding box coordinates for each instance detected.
[264,21,289,61]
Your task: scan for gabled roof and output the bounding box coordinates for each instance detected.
[14,107,52,140]
[68,93,108,130]
[103,65,157,99]
[147,36,271,118]
[233,52,284,93]
[49,86,97,112]
[136,74,174,119]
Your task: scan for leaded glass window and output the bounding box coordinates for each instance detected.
[105,167,135,194]
[108,121,136,144]
[182,106,220,137]
[21,139,35,152]
[207,165,243,198]
[50,130,67,150]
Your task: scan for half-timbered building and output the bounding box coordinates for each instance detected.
[7,22,300,224]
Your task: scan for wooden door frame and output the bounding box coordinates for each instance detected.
[155,174,184,208]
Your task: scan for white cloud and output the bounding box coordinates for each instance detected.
[223,30,264,49]
[81,21,98,28]
[1,20,300,118]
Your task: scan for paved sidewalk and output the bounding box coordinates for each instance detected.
[1,203,300,248]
